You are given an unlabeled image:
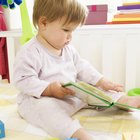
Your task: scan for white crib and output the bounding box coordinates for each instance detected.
[0,24,140,91]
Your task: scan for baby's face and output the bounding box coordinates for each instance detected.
[40,17,78,50]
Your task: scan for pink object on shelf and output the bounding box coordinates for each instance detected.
[0,6,9,81]
[85,5,108,25]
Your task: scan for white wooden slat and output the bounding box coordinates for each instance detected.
[125,34,140,91]
[102,34,125,85]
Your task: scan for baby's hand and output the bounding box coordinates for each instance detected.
[96,78,123,92]
[43,82,75,99]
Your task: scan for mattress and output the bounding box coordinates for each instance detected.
[0,83,140,140]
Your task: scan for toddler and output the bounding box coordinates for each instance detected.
[13,0,140,139]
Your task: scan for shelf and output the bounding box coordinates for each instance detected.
[78,24,140,30]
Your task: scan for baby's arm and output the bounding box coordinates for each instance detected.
[41,82,75,98]
[96,77,123,92]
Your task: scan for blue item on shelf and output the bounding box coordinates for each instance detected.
[0,120,5,139]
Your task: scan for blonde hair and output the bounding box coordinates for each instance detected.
[33,0,88,28]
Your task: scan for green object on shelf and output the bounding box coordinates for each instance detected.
[8,0,13,4]
[128,88,140,96]
[19,0,35,45]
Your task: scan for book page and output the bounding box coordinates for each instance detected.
[63,82,140,111]
[63,82,113,107]
[78,82,113,103]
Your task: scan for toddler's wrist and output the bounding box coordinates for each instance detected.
[41,84,53,97]
[96,77,105,87]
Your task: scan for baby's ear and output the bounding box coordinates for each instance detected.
[38,16,47,29]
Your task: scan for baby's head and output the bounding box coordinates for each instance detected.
[33,0,88,29]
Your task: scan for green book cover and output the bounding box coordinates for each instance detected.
[63,81,140,111]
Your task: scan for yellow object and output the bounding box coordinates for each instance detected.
[123,2,140,6]
[112,18,140,22]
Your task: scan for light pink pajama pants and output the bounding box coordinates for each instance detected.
[18,95,87,139]
[18,90,123,139]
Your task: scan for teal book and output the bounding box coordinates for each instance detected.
[63,81,140,111]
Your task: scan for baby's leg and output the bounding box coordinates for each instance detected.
[117,95,140,108]
[18,96,91,139]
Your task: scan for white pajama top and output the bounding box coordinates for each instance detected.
[13,37,103,103]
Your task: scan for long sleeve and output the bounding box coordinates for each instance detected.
[14,39,103,99]
[13,43,49,98]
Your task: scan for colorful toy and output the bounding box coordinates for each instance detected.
[0,0,35,45]
[128,88,140,96]
[0,120,5,139]
[0,0,22,9]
